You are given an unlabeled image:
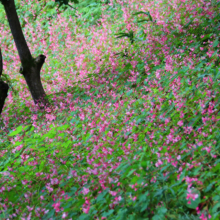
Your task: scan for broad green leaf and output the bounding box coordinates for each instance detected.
[8,125,23,136]
[213,39,219,47]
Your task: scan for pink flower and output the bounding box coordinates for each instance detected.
[199,213,208,220]
[52,201,61,212]
[27,206,33,211]
[155,159,163,167]
[177,120,183,126]
[165,118,170,124]
[186,192,199,201]
[62,212,68,219]
[177,155,181,160]
[45,114,56,121]
[115,196,122,201]
[12,144,23,153]
[31,114,38,121]
[82,187,90,195]
[82,206,90,214]
[46,185,53,193]
[109,191,117,196]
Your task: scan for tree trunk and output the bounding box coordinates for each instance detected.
[20,54,48,105]
[1,0,48,106]
[0,48,9,115]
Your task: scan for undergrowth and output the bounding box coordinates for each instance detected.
[0,0,220,219]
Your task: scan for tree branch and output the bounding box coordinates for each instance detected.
[0,48,2,77]
[1,0,32,66]
[35,54,46,73]
[0,47,9,115]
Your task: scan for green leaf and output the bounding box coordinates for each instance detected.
[138,19,150,23]
[204,182,215,192]
[213,195,220,201]
[102,210,114,217]
[157,207,167,214]
[213,39,219,47]
[96,190,108,202]
[78,213,90,220]
[140,203,149,212]
[58,124,70,131]
[8,125,23,136]
[133,11,153,21]
[127,169,136,177]
[212,202,220,213]
[152,214,164,220]
[126,90,133,96]
[39,161,46,172]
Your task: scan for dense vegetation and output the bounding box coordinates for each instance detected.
[0,0,220,219]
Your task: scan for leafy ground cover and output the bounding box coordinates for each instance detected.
[0,0,220,219]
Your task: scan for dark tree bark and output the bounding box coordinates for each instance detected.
[1,0,48,106]
[0,48,9,115]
